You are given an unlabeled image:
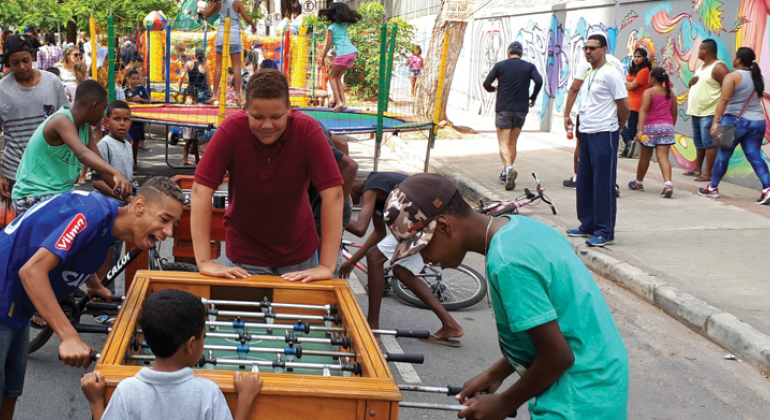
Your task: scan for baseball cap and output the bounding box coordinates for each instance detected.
[2,34,36,59]
[383,173,458,262]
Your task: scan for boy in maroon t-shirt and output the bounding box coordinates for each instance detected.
[191,70,344,281]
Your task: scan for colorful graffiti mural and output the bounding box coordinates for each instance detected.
[459,0,768,188]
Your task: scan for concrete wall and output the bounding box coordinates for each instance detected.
[439,0,769,189]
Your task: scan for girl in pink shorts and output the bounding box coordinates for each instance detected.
[320,3,361,112]
[628,68,678,198]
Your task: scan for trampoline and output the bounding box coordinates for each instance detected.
[128,104,433,168]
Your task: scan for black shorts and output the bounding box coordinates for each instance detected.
[496,111,527,129]
[128,122,145,141]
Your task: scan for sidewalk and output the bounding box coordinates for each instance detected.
[384,113,770,373]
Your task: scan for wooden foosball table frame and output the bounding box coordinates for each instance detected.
[95,271,402,420]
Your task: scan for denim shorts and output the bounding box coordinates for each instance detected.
[690,115,715,149]
[215,44,242,54]
[0,322,29,398]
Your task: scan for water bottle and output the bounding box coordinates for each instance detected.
[567,124,574,140]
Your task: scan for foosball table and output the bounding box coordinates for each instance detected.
[94,271,426,419]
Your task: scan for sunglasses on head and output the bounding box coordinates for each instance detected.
[583,46,603,52]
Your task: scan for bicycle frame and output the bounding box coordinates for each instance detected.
[101,246,163,288]
[477,173,558,216]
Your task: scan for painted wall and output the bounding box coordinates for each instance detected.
[447,0,768,189]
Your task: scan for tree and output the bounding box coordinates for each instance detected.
[413,4,468,124]
[280,0,301,18]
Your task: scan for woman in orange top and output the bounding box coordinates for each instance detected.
[620,48,652,158]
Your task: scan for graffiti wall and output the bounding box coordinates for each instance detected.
[451,0,769,189]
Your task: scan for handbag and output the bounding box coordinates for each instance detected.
[715,96,753,149]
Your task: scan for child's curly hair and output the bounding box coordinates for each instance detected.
[247,69,289,105]
[319,3,361,24]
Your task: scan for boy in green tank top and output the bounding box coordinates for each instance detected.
[383,173,629,420]
[12,81,132,213]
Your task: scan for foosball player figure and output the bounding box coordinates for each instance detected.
[0,177,184,418]
[81,289,262,420]
[190,69,344,282]
[383,173,629,420]
[340,172,464,346]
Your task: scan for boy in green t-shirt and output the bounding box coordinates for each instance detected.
[12,80,132,213]
[383,173,629,420]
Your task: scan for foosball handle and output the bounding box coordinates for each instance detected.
[85,301,122,311]
[446,386,465,396]
[374,329,430,339]
[74,323,111,334]
[385,353,424,364]
[58,350,99,362]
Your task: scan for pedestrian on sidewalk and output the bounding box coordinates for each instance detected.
[685,39,729,182]
[563,54,625,189]
[699,47,770,204]
[619,48,651,159]
[483,42,543,191]
[567,35,630,247]
[628,68,677,197]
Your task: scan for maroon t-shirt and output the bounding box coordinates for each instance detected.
[194,109,343,267]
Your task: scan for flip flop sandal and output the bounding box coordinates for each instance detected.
[694,175,711,182]
[682,170,699,176]
[419,334,461,348]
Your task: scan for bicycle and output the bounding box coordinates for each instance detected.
[340,240,487,311]
[475,172,558,216]
[28,244,198,354]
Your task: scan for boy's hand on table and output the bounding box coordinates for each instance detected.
[338,260,355,279]
[81,372,107,404]
[234,372,262,401]
[199,260,249,279]
[282,265,333,282]
[457,394,511,420]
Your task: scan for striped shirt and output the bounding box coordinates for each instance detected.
[0,71,70,181]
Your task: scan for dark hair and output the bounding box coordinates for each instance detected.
[137,176,185,205]
[628,48,652,76]
[701,39,718,56]
[507,42,523,57]
[259,59,276,69]
[114,62,125,72]
[43,31,56,46]
[441,190,472,218]
[106,100,130,117]
[587,34,607,48]
[736,47,764,99]
[649,67,672,99]
[45,67,60,76]
[413,45,422,56]
[185,85,199,102]
[74,80,108,105]
[247,69,289,105]
[228,67,233,75]
[139,289,205,358]
[127,69,140,78]
[319,3,361,24]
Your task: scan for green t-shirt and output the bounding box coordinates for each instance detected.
[12,107,89,200]
[486,215,628,420]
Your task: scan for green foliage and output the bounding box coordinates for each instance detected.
[301,1,416,101]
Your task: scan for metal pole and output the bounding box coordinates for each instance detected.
[89,14,98,82]
[108,9,115,102]
[146,25,151,85]
[218,17,231,125]
[383,24,398,113]
[374,24,388,173]
[165,25,171,104]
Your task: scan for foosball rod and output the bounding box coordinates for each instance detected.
[203,344,356,359]
[201,298,338,315]
[126,354,363,375]
[206,331,352,349]
[398,385,517,418]
[398,402,517,417]
[208,308,342,325]
[206,320,346,333]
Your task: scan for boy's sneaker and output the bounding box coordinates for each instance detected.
[566,228,591,237]
[698,184,719,198]
[562,178,576,189]
[757,188,770,205]
[628,180,644,191]
[505,168,518,191]
[661,185,673,198]
[586,236,614,247]
[499,171,506,184]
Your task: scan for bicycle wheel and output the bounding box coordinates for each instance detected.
[391,264,487,311]
[29,299,81,354]
[160,262,199,272]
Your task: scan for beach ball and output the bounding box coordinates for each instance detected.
[144,11,168,31]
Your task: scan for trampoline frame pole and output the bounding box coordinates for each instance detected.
[426,29,451,173]
[374,24,388,173]
[218,17,231,126]
[90,14,98,83]
[384,24,398,113]
[108,10,115,102]
[165,25,171,104]
[146,26,152,86]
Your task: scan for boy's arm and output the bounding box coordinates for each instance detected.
[346,190,379,236]
[233,372,262,420]
[458,321,574,419]
[19,248,94,368]
[483,64,498,92]
[338,215,387,278]
[338,155,358,202]
[282,185,344,282]
[81,372,107,420]
[563,78,583,131]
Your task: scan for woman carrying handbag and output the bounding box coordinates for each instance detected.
[698,47,770,204]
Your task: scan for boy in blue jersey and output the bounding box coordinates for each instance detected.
[383,173,629,420]
[0,177,184,418]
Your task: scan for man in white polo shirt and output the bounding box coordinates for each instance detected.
[567,35,630,247]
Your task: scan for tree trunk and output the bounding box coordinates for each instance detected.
[413,10,467,123]
[66,18,77,45]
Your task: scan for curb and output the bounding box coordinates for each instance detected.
[384,135,770,374]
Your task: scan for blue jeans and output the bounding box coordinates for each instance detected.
[621,111,639,146]
[711,116,770,189]
[0,322,29,399]
[691,115,715,149]
[577,131,619,240]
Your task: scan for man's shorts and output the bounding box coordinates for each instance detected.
[690,115,715,149]
[377,232,425,275]
[0,322,29,398]
[13,193,55,214]
[128,122,145,142]
[215,44,243,54]
[496,111,527,130]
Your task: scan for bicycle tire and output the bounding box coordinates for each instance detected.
[29,299,81,354]
[160,262,199,272]
[391,264,487,311]
[167,130,180,146]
